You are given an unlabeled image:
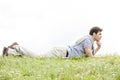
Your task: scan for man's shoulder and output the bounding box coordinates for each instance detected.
[82,38,91,43]
[82,35,92,43]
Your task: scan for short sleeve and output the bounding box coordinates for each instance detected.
[83,39,93,49]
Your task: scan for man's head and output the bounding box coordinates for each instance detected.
[89,26,103,41]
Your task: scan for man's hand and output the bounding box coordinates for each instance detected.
[96,41,101,49]
[94,41,101,55]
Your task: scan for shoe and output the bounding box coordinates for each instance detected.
[8,42,18,49]
[2,47,8,56]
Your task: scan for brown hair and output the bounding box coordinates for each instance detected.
[89,26,103,35]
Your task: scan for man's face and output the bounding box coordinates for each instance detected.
[94,31,102,41]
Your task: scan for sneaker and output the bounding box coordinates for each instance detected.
[8,42,18,49]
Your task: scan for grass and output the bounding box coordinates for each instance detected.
[0,55,120,80]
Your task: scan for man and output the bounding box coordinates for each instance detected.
[2,26,103,58]
[67,26,102,58]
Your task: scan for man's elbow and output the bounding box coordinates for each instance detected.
[86,53,94,57]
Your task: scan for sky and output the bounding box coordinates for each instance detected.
[0,0,120,56]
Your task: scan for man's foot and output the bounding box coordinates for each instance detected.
[2,47,8,56]
[8,42,18,49]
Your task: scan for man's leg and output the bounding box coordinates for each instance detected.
[39,47,67,58]
[2,47,8,56]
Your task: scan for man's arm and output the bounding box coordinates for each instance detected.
[85,47,94,57]
[94,41,101,55]
[85,41,101,57]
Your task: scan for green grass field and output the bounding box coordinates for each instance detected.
[0,56,120,80]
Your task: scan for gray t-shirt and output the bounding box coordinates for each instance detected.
[67,35,94,58]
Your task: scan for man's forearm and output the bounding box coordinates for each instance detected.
[94,47,101,55]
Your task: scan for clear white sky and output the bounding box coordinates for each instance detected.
[0,0,120,56]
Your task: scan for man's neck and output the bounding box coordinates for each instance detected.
[90,35,95,42]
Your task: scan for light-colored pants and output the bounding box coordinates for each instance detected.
[8,46,67,58]
[38,47,67,58]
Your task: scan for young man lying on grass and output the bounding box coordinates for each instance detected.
[3,26,103,58]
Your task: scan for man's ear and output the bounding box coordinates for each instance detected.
[93,32,96,36]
